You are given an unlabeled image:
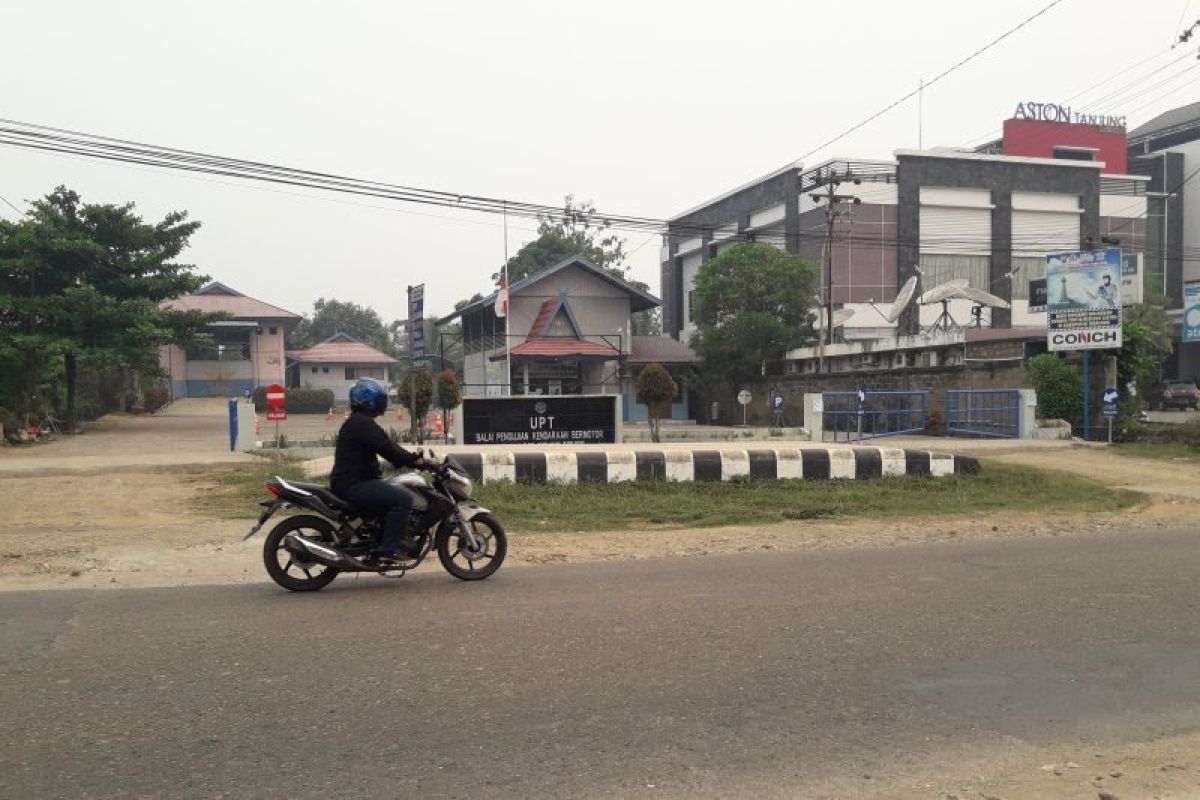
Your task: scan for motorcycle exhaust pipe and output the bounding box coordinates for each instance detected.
[285,535,359,570]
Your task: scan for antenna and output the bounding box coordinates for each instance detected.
[886,276,918,323]
[918,279,971,333]
[918,279,969,304]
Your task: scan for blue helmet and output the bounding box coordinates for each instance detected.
[349,378,388,416]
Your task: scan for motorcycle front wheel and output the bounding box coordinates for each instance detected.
[437,513,507,581]
[263,514,341,592]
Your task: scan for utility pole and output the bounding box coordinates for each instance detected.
[809,169,861,373]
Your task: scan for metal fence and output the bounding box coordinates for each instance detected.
[822,390,930,442]
[945,389,1021,438]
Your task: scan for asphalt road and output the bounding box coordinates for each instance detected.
[4,527,1200,799]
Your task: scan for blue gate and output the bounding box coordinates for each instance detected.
[822,390,930,442]
[945,389,1020,438]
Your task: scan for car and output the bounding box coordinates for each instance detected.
[1148,380,1200,411]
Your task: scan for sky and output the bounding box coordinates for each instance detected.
[0,0,1192,325]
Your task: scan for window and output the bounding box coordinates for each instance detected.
[311,367,318,374]
[345,367,355,380]
[269,326,278,335]
[687,290,695,323]
[322,367,329,373]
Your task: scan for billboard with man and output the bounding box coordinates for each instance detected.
[1046,248,1123,352]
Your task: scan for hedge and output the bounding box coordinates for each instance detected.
[252,386,336,414]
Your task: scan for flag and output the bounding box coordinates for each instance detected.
[495,278,509,318]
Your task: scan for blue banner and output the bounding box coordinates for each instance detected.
[1185,282,1200,343]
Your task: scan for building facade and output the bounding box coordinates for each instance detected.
[286,332,398,396]
[440,255,697,420]
[159,282,301,398]
[661,112,1153,379]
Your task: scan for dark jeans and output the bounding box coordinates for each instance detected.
[342,479,416,556]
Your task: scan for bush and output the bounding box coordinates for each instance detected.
[142,385,170,413]
[252,386,335,414]
[1027,353,1081,425]
[1122,419,1200,447]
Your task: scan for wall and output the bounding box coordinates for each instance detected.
[663,168,803,337]
[896,152,1102,335]
[250,325,287,387]
[1002,118,1128,174]
[297,363,387,398]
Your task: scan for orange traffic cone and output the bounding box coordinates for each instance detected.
[325,407,334,421]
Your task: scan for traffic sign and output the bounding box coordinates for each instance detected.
[266,409,288,421]
[1101,386,1119,419]
[265,384,286,411]
[737,389,752,406]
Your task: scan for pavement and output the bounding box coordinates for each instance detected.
[4,525,1200,799]
[0,398,250,475]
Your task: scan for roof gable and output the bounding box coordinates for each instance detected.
[286,332,398,365]
[439,254,661,323]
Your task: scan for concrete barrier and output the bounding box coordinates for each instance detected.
[440,447,979,484]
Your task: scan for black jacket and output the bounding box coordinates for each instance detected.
[330,412,420,496]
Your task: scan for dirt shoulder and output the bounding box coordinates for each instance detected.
[1,443,1194,593]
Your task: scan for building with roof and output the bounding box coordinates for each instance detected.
[286,332,399,396]
[439,255,698,421]
[159,282,301,398]
[1125,101,1200,378]
[660,107,1155,384]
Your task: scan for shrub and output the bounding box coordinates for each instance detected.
[1122,419,1200,447]
[636,363,678,443]
[252,386,335,414]
[1027,354,1081,425]
[142,385,170,414]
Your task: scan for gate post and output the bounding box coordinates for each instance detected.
[1018,389,1037,438]
[803,393,824,442]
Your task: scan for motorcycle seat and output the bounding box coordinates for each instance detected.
[286,480,355,513]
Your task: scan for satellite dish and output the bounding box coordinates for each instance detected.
[918,279,969,305]
[886,276,918,322]
[958,286,1011,309]
[814,307,855,330]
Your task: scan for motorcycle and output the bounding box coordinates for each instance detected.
[244,452,506,592]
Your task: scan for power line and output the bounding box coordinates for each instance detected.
[0,192,21,216]
[793,0,1066,163]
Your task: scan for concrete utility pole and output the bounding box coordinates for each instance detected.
[809,170,861,373]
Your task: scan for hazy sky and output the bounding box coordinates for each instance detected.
[0,0,1191,324]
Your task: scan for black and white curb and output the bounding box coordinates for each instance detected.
[447,447,980,484]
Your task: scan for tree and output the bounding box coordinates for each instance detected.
[1027,353,1082,426]
[690,243,818,389]
[487,196,659,339]
[635,363,678,443]
[503,196,626,282]
[435,369,462,444]
[0,187,215,428]
[290,298,395,354]
[396,368,433,443]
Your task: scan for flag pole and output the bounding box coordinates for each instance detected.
[503,202,511,396]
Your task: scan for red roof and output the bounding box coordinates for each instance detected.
[287,334,398,365]
[491,296,620,360]
[527,298,558,337]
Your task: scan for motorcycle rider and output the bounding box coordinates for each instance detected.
[330,379,431,565]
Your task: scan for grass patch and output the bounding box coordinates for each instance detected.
[1112,442,1200,461]
[195,461,1142,530]
[193,460,309,519]
[475,462,1141,532]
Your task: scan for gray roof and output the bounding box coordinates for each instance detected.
[1128,101,1200,139]
[439,255,660,324]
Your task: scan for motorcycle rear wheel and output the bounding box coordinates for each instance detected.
[437,513,507,581]
[263,515,340,592]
